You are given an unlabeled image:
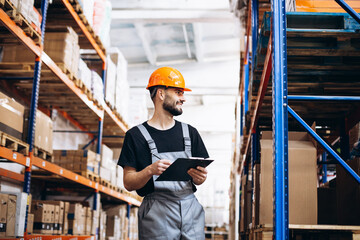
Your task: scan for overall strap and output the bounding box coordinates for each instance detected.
[137,124,158,154]
[181,122,192,154]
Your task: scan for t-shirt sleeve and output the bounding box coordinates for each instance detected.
[189,125,209,158]
[117,131,138,169]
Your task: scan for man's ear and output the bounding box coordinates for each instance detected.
[158,88,165,100]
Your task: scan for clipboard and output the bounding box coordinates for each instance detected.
[155,158,214,181]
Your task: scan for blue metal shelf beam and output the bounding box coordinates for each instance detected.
[288,106,360,183]
[335,0,360,24]
[288,96,360,101]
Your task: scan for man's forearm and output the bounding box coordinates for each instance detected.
[124,166,153,191]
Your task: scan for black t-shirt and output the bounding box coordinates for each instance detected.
[118,120,209,196]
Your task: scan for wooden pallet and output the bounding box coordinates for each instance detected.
[57,63,76,81]
[33,147,53,162]
[100,178,110,187]
[0,0,42,45]
[74,170,99,182]
[0,131,29,155]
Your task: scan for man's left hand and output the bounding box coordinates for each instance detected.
[188,166,208,185]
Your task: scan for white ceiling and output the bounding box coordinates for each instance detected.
[109,0,242,66]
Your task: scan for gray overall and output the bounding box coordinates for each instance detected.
[137,123,205,240]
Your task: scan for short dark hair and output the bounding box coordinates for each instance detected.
[149,86,167,100]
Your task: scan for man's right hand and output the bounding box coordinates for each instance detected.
[148,159,172,175]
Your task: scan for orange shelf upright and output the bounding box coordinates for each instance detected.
[103,104,128,133]
[41,52,104,120]
[61,0,106,62]
[0,8,42,57]
[0,146,31,167]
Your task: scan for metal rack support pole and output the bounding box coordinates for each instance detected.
[335,0,360,24]
[322,152,327,183]
[24,0,49,234]
[271,0,289,238]
[96,62,106,155]
[251,0,259,74]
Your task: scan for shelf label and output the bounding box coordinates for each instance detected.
[118,193,121,197]
[102,186,104,190]
[110,189,113,194]
[60,169,63,175]
[90,181,92,186]
[26,157,30,167]
[75,175,78,180]
[42,161,46,167]
[12,153,17,160]
[95,183,98,189]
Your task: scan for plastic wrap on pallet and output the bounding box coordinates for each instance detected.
[91,71,105,107]
[116,165,124,188]
[77,59,92,91]
[99,166,111,182]
[17,0,34,24]
[109,161,117,186]
[100,144,113,167]
[27,7,42,34]
[93,0,111,48]
[105,56,116,108]
[84,0,95,27]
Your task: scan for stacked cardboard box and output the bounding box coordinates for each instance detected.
[23,109,53,154]
[45,27,80,75]
[93,0,112,48]
[68,203,85,235]
[85,207,92,235]
[105,56,117,108]
[31,201,54,234]
[45,201,65,234]
[2,192,27,237]
[77,59,92,92]
[63,202,70,235]
[27,214,34,234]
[239,176,252,232]
[91,71,105,108]
[99,210,107,240]
[53,149,100,175]
[105,205,128,240]
[255,132,318,226]
[0,91,25,140]
[129,208,138,240]
[91,210,99,235]
[108,48,129,123]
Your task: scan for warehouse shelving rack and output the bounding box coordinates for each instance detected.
[0,0,140,238]
[238,0,360,239]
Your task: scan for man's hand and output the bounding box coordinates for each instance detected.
[148,159,172,175]
[187,166,208,185]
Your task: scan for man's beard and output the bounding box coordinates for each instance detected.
[163,96,183,116]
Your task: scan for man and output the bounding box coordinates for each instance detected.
[118,67,209,240]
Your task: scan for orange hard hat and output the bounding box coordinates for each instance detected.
[147,67,191,91]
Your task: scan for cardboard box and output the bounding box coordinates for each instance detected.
[258,132,318,225]
[0,91,25,139]
[34,110,53,154]
[63,202,69,235]
[27,214,34,234]
[2,192,27,237]
[31,202,50,223]
[6,195,16,237]
[0,194,8,237]
[336,158,360,225]
[68,203,83,220]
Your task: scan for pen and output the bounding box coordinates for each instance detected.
[152,153,162,160]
